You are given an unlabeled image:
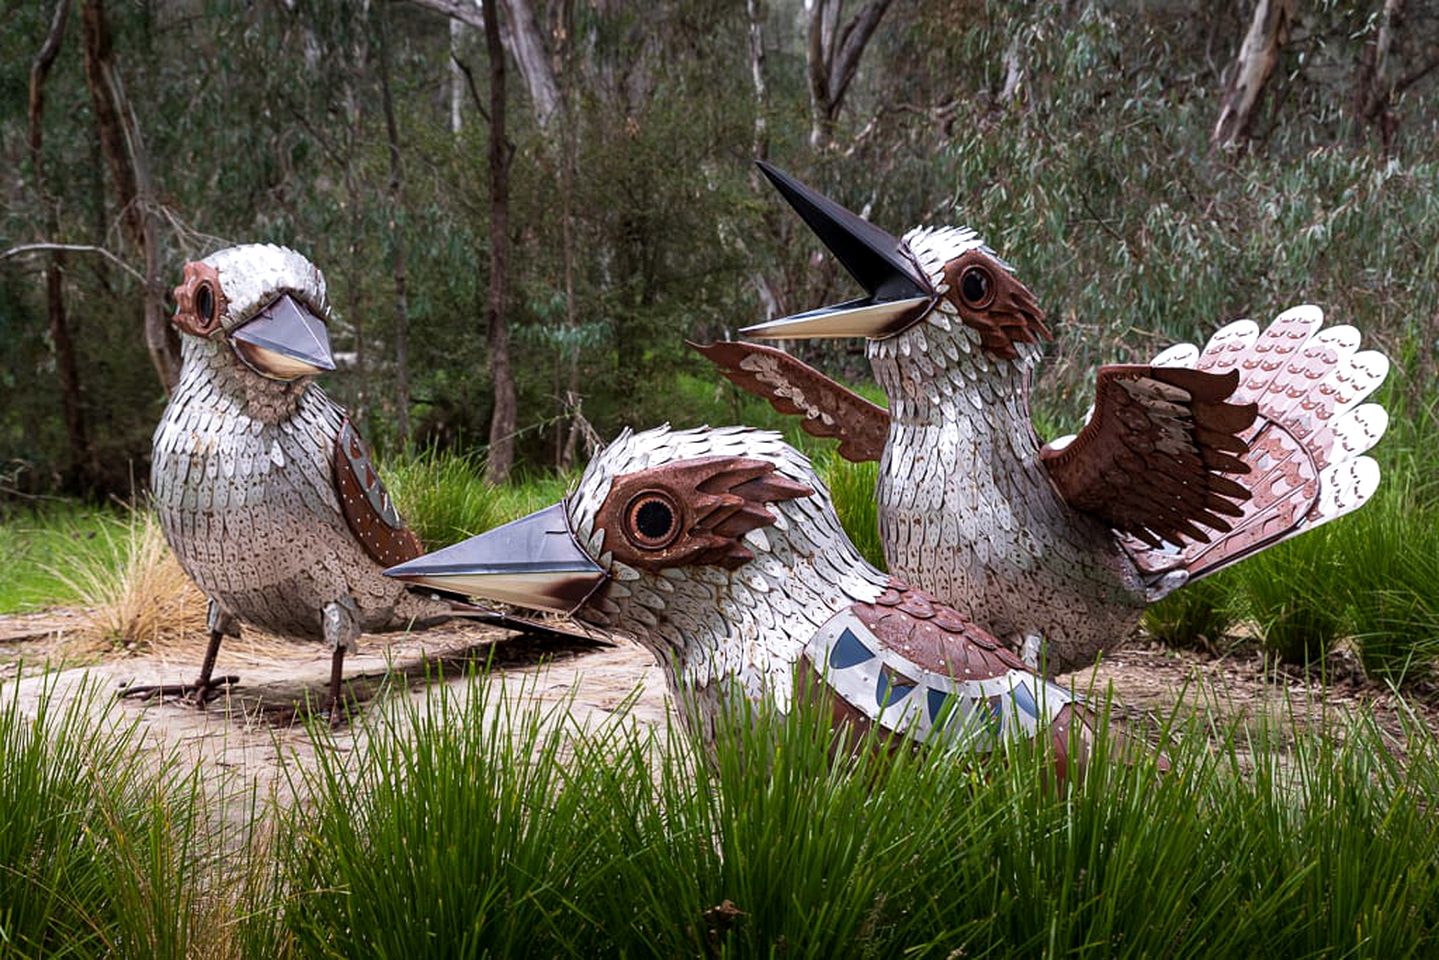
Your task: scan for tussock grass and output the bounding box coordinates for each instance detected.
[817,452,883,569]
[268,671,1439,958]
[0,680,220,958]
[50,509,207,655]
[1142,571,1239,651]
[6,667,1439,956]
[381,446,574,548]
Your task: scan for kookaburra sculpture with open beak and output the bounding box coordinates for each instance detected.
[385,425,1155,778]
[697,164,1389,673]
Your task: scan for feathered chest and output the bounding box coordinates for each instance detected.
[151,374,344,523]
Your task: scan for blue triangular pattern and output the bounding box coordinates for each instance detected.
[828,627,875,669]
[987,696,1004,734]
[1012,681,1038,719]
[927,688,951,723]
[876,672,915,708]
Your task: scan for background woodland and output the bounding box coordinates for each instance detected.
[2,0,1437,496]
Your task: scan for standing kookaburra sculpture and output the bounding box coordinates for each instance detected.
[698,164,1389,673]
[123,244,529,720]
[385,425,1131,777]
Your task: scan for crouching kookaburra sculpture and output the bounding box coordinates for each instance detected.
[698,164,1389,674]
[385,425,1142,777]
[122,244,549,720]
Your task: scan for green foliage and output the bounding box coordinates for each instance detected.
[1142,570,1238,651]
[0,681,216,957]
[7,647,1439,955]
[269,673,1439,957]
[818,452,884,570]
[0,504,127,614]
[380,447,574,548]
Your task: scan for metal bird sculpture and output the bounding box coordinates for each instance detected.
[122,244,548,720]
[385,424,1129,776]
[697,164,1389,673]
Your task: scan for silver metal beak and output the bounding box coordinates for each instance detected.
[384,503,607,616]
[230,293,336,379]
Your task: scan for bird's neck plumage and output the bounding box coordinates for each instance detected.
[176,334,315,424]
[600,498,887,717]
[869,318,1043,458]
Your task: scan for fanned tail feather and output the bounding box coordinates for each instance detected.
[1125,305,1388,583]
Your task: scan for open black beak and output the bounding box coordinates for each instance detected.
[230,293,336,380]
[384,503,607,616]
[742,162,936,340]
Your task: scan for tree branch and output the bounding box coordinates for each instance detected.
[1,242,147,284]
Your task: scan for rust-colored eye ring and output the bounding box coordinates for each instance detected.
[624,491,680,550]
[958,265,995,309]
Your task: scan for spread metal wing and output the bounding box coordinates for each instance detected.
[1039,365,1258,547]
[692,340,890,463]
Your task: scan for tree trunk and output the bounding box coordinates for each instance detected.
[408,0,559,133]
[80,0,179,391]
[499,0,560,132]
[1211,0,1296,149]
[30,0,92,492]
[450,18,466,134]
[747,0,770,164]
[483,0,516,484]
[805,0,895,149]
[1354,0,1404,153]
[376,5,411,447]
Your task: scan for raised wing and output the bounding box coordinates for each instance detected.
[1125,306,1388,581]
[333,418,426,568]
[692,340,890,463]
[1039,365,1258,547]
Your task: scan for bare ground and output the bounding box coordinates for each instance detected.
[3,608,1437,820]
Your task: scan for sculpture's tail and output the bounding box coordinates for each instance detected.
[1126,305,1388,583]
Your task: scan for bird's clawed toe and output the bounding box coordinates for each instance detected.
[116,675,240,706]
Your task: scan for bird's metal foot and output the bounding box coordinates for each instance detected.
[116,675,240,705]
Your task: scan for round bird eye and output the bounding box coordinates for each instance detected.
[625,492,679,549]
[959,266,993,308]
[195,282,215,324]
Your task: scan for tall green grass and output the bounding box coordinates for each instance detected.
[6,666,1439,956]
[0,679,219,958]
[380,447,575,548]
[269,670,1439,958]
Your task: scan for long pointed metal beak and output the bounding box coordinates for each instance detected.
[744,162,935,340]
[384,503,607,616]
[230,293,336,380]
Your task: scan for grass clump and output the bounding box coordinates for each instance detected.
[381,447,575,548]
[52,508,206,653]
[276,677,628,958]
[269,669,1439,958]
[1143,569,1239,651]
[0,680,217,958]
[817,451,884,570]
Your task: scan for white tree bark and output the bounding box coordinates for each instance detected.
[1211,0,1297,148]
[450,18,466,133]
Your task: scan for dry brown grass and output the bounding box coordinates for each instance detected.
[50,509,208,655]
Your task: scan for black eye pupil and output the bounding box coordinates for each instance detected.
[634,499,674,540]
[196,284,214,321]
[961,268,989,305]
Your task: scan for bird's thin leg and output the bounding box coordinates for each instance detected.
[321,598,361,728]
[326,646,347,730]
[118,601,241,704]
